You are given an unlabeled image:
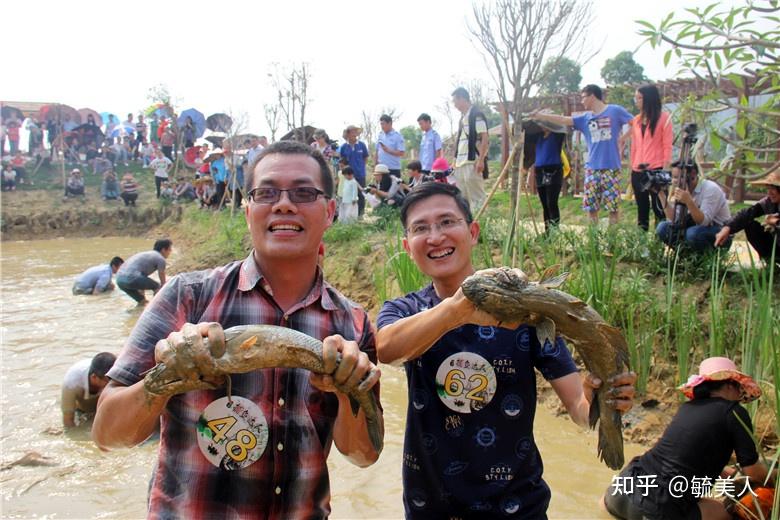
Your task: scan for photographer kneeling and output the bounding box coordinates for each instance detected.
[656,161,732,253]
[366,163,405,207]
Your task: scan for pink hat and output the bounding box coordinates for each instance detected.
[431,157,451,173]
[679,357,761,403]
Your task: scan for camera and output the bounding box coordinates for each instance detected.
[682,122,698,145]
[363,184,377,193]
[639,169,672,192]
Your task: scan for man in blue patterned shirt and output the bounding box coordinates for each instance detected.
[376,182,635,518]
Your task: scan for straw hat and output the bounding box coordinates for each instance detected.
[342,125,363,140]
[679,357,761,403]
[373,164,390,175]
[749,167,780,189]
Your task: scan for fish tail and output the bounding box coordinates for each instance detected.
[598,393,625,470]
[354,390,384,455]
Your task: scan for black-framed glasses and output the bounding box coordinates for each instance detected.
[406,217,466,238]
[248,187,327,204]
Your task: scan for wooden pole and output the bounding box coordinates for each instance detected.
[474,133,521,222]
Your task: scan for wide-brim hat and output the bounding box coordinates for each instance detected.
[204,149,224,163]
[373,163,390,175]
[749,167,780,189]
[679,356,761,403]
[342,125,363,140]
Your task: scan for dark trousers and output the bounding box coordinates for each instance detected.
[356,176,366,216]
[389,169,401,179]
[116,273,159,303]
[631,171,667,231]
[121,192,138,206]
[155,176,166,198]
[232,188,243,209]
[745,220,780,265]
[215,181,227,208]
[535,166,563,231]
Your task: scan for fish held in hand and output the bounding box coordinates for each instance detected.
[461,266,630,470]
[143,324,383,454]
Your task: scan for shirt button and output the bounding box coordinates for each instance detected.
[275,486,281,495]
[278,397,285,407]
[277,442,284,451]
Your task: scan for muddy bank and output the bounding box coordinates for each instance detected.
[1,194,184,241]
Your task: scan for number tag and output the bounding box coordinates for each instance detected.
[435,353,497,413]
[196,396,269,470]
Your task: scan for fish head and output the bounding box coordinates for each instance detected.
[461,267,533,322]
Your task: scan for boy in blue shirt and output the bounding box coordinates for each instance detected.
[531,84,633,225]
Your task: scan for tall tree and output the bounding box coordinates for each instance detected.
[269,63,311,141]
[400,125,422,154]
[638,1,780,177]
[263,103,280,142]
[539,57,582,94]
[600,51,647,85]
[468,0,596,208]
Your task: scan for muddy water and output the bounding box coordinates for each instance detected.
[1,237,643,519]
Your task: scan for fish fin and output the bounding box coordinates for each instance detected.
[566,312,584,321]
[239,336,259,351]
[348,396,361,417]
[596,324,631,370]
[535,318,556,348]
[570,299,588,307]
[539,272,570,289]
[588,392,599,430]
[598,406,626,470]
[539,264,560,282]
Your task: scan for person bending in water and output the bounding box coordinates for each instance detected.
[72,256,124,295]
[604,356,774,520]
[61,352,116,427]
[115,239,172,305]
[375,182,636,518]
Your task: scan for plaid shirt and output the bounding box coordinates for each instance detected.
[108,253,378,519]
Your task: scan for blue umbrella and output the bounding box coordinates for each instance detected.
[110,123,135,139]
[100,112,120,125]
[177,108,206,138]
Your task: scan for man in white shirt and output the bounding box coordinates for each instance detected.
[452,87,489,212]
[656,161,732,252]
[61,352,116,427]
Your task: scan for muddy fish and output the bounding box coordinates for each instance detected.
[461,266,630,470]
[143,324,383,454]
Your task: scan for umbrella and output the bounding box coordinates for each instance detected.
[205,135,225,147]
[204,148,225,163]
[78,108,102,126]
[100,112,120,125]
[206,113,233,132]
[280,125,317,143]
[521,118,567,135]
[1,105,24,122]
[71,123,105,146]
[110,123,135,139]
[39,104,81,124]
[145,103,173,119]
[177,108,206,138]
[223,133,260,149]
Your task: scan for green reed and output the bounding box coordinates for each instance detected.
[571,226,619,323]
[707,249,729,358]
[384,224,428,295]
[619,270,659,394]
[672,299,698,391]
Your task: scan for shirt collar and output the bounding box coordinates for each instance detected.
[237,252,337,310]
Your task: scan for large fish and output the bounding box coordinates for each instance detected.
[143,324,383,454]
[461,266,630,470]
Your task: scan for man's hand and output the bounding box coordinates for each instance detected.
[449,287,521,330]
[379,142,389,152]
[309,334,380,395]
[766,213,780,229]
[714,226,731,247]
[583,371,636,413]
[145,322,226,397]
[475,159,484,175]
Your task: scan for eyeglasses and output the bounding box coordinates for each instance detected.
[248,186,327,204]
[406,217,466,238]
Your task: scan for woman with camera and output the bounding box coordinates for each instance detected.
[626,84,673,231]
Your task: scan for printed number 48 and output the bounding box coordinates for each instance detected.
[444,369,488,402]
[207,416,258,462]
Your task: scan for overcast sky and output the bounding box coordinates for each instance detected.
[2,0,733,140]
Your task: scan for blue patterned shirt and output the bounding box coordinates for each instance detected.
[378,284,577,519]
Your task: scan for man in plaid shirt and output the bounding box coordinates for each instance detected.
[94,141,383,519]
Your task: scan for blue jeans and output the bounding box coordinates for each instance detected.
[656,221,732,252]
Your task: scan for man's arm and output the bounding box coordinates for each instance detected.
[530,110,575,128]
[474,130,489,174]
[376,289,502,365]
[61,385,78,428]
[380,142,404,157]
[309,334,382,466]
[93,381,169,448]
